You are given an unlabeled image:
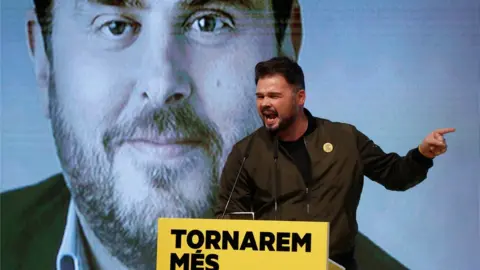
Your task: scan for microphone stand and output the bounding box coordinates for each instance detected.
[220,136,255,219]
[273,136,279,220]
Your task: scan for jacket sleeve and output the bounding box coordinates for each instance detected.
[213,144,253,218]
[355,126,434,191]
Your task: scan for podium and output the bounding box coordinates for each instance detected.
[156,218,345,270]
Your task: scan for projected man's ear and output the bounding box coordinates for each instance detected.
[26,10,51,118]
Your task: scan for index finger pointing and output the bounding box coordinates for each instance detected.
[435,128,456,135]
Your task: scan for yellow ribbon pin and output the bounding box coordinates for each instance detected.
[323,142,334,153]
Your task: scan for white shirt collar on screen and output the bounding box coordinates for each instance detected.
[56,200,90,270]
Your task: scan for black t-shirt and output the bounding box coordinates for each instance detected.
[279,116,316,185]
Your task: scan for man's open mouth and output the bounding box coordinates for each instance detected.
[263,111,278,125]
[263,110,278,118]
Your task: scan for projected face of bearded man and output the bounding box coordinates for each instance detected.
[27,0,301,268]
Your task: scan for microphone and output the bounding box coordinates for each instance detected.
[273,135,279,220]
[221,135,256,219]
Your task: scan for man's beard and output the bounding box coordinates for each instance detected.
[48,80,224,269]
[263,106,298,133]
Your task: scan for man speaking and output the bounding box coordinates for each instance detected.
[213,57,455,270]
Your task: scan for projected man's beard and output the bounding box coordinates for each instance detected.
[48,80,223,269]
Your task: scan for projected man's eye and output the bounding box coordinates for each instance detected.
[184,10,235,45]
[193,15,231,32]
[99,20,139,38]
[103,21,130,36]
[92,16,141,50]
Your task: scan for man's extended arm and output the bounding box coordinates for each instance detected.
[213,144,253,218]
[355,127,434,191]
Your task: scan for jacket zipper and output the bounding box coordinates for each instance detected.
[304,138,310,214]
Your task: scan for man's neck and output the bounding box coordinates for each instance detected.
[278,110,309,142]
[75,209,129,270]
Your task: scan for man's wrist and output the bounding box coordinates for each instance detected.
[412,146,434,168]
[418,144,426,157]
[418,144,433,159]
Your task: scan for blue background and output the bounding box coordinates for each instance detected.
[1,0,479,269]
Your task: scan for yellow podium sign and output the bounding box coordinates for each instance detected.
[156,218,332,270]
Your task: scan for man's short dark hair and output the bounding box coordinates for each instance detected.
[254,56,305,91]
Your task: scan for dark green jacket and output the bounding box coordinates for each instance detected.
[2,174,408,269]
[214,109,432,266]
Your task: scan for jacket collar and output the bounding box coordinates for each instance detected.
[303,108,317,137]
